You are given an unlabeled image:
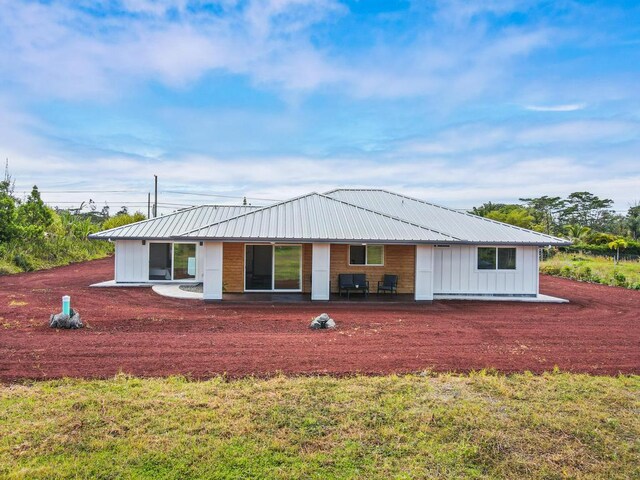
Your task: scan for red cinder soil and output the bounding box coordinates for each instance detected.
[0,257,638,381]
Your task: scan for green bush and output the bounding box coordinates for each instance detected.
[12,252,36,271]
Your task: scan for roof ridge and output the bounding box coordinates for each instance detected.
[177,192,460,240]
[314,193,461,241]
[328,188,567,243]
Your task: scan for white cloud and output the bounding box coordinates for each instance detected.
[0,0,554,100]
[525,103,587,112]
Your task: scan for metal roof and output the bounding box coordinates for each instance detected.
[90,189,571,245]
[325,189,570,246]
[88,205,259,240]
[177,193,458,243]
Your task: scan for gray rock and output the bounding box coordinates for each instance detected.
[50,309,83,329]
[310,313,336,329]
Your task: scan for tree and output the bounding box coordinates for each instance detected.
[0,195,16,242]
[626,204,640,240]
[608,238,628,264]
[16,186,53,240]
[559,192,614,231]
[102,211,146,230]
[485,207,536,229]
[563,224,591,242]
[519,196,565,234]
[471,203,537,229]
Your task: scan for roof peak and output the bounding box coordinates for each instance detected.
[177,191,459,240]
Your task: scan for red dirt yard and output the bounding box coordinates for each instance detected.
[1,257,638,381]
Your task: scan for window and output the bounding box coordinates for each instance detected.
[477,247,516,270]
[149,242,197,281]
[173,243,197,280]
[349,245,384,266]
[149,243,172,280]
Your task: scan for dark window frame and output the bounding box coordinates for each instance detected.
[348,244,384,266]
[477,247,517,271]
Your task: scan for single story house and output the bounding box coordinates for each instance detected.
[89,189,570,301]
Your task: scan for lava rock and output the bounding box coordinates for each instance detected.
[310,313,336,329]
[50,308,83,329]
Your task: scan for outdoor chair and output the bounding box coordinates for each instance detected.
[377,274,398,295]
[338,273,369,299]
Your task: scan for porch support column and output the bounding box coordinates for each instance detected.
[203,241,223,301]
[414,245,434,301]
[311,243,331,301]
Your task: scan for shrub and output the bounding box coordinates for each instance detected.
[12,252,36,271]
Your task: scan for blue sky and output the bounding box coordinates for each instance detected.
[0,0,639,214]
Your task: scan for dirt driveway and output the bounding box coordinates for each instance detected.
[1,257,638,381]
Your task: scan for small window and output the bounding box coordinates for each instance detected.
[477,247,496,270]
[478,247,516,270]
[349,245,366,265]
[498,248,516,270]
[349,245,384,266]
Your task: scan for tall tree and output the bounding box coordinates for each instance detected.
[559,192,614,231]
[519,196,565,234]
[626,204,640,240]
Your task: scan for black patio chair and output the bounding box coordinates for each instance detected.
[377,274,398,295]
[338,273,369,299]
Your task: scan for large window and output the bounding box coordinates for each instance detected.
[349,245,384,266]
[477,247,516,270]
[148,242,197,280]
[173,243,197,280]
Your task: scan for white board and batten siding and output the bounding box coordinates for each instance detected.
[415,245,434,301]
[311,243,331,300]
[433,245,539,295]
[114,240,149,282]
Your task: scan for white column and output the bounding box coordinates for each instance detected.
[415,245,434,301]
[203,242,223,301]
[311,243,331,301]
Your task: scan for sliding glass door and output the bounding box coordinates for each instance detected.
[245,245,273,290]
[245,244,302,291]
[274,245,301,290]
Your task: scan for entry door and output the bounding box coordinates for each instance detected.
[245,245,302,291]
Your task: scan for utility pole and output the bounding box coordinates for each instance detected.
[147,192,151,219]
[153,175,158,218]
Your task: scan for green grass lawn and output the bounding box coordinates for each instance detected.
[1,373,638,479]
[540,253,640,289]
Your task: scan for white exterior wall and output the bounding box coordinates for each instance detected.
[311,243,331,300]
[196,242,204,282]
[114,240,149,283]
[203,242,223,300]
[433,245,539,295]
[414,245,434,301]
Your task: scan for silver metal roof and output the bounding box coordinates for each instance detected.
[178,193,458,242]
[325,189,570,246]
[89,205,259,240]
[90,189,570,245]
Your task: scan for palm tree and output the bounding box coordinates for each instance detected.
[563,224,591,242]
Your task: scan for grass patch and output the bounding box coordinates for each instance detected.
[541,253,640,289]
[1,373,638,479]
